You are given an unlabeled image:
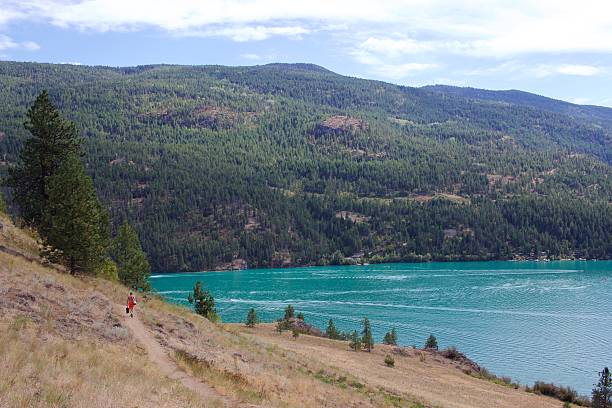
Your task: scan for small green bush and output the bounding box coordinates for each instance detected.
[96,258,119,282]
[441,346,462,360]
[424,334,438,350]
[384,354,395,367]
[245,308,258,327]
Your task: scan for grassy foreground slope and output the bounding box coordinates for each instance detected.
[0,61,610,271]
[1,215,568,407]
[0,214,211,408]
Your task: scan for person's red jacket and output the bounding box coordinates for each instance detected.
[127,294,136,308]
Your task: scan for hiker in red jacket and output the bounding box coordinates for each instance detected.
[127,291,136,318]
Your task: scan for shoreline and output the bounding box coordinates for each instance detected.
[150,257,609,275]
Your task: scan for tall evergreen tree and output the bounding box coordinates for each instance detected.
[593,367,611,408]
[111,221,151,291]
[7,90,81,226]
[41,154,108,274]
[326,319,339,339]
[283,304,295,320]
[361,317,374,352]
[349,330,361,351]
[187,281,217,320]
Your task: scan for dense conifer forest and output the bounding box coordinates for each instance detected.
[0,61,610,271]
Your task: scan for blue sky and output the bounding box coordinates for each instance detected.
[1,0,612,107]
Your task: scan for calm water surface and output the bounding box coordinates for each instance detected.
[150,260,612,394]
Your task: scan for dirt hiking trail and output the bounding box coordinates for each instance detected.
[118,305,257,408]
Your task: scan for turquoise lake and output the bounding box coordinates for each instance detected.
[150,260,612,395]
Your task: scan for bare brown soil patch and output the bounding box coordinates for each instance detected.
[314,115,368,135]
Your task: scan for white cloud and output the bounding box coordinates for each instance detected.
[359,37,436,57]
[187,25,309,42]
[556,64,603,76]
[462,61,606,79]
[0,34,39,51]
[568,97,591,105]
[240,53,262,61]
[0,35,17,50]
[3,0,393,32]
[531,64,605,78]
[0,7,25,26]
[240,52,278,62]
[0,0,611,55]
[350,47,437,79]
[374,62,438,79]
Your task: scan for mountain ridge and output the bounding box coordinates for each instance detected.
[422,84,612,124]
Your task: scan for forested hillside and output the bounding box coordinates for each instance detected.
[423,85,612,129]
[0,61,610,271]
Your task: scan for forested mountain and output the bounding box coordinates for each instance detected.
[0,61,610,271]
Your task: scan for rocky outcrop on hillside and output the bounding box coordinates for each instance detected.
[313,115,368,136]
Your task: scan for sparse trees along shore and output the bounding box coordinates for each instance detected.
[228,305,603,406]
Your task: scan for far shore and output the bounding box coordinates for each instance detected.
[150,257,608,275]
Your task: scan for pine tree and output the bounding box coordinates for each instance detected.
[326,319,339,339]
[283,304,295,320]
[7,90,81,227]
[41,154,108,274]
[361,317,374,352]
[245,308,258,327]
[425,334,438,350]
[593,367,611,408]
[349,330,361,351]
[187,281,217,320]
[111,221,151,291]
[383,328,398,345]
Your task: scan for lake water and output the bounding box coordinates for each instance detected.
[150,260,612,395]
